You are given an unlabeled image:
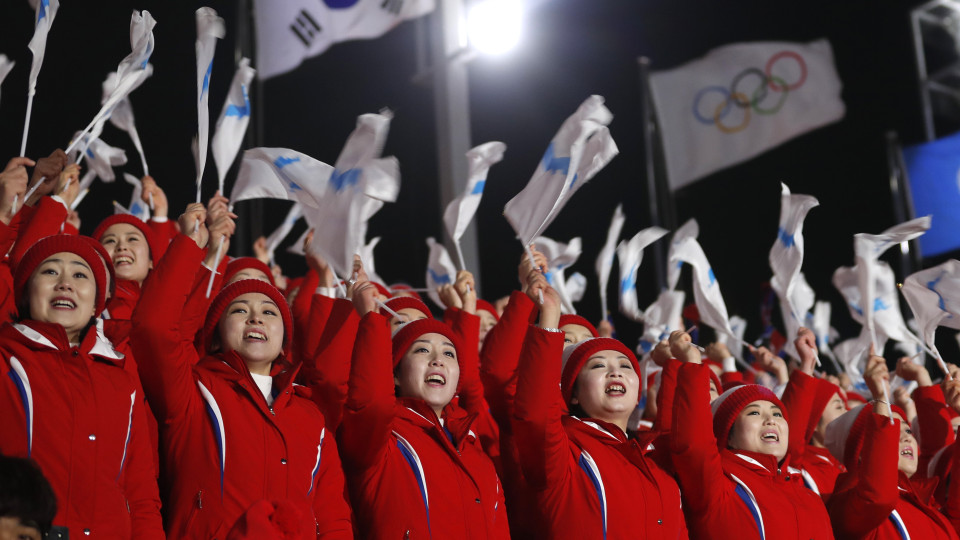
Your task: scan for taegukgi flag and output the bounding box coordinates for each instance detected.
[254,0,435,79]
[649,39,845,189]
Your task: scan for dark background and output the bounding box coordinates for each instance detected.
[0,0,955,368]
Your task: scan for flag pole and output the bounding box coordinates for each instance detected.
[20,93,35,157]
[637,57,673,291]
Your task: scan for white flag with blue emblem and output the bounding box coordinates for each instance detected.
[853,216,931,349]
[637,290,686,357]
[534,236,584,315]
[102,71,149,176]
[616,227,669,322]
[443,141,506,246]
[76,137,127,183]
[122,173,150,222]
[901,260,960,359]
[717,315,748,358]
[666,218,699,291]
[504,95,618,246]
[769,183,819,317]
[834,260,920,357]
[264,203,303,264]
[195,7,225,201]
[212,57,256,193]
[670,236,735,337]
[595,204,625,318]
[232,148,334,207]
[426,237,457,308]
[566,272,587,304]
[812,300,837,359]
[26,0,59,98]
[360,236,384,286]
[0,55,15,108]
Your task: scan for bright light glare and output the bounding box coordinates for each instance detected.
[467,0,523,56]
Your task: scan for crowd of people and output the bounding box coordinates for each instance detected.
[1,150,959,540]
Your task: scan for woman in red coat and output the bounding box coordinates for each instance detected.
[129,204,353,539]
[0,234,164,538]
[512,272,687,539]
[825,353,959,540]
[338,261,508,539]
[669,329,834,540]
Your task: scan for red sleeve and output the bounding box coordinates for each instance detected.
[291,271,320,365]
[444,308,484,411]
[121,388,166,539]
[780,370,819,464]
[940,441,960,532]
[303,292,336,361]
[339,312,395,472]
[0,217,17,258]
[129,234,205,424]
[175,260,222,346]
[479,291,536,429]
[826,413,900,537]
[146,218,177,259]
[311,429,354,539]
[653,358,682,434]
[300,297,358,434]
[510,325,568,490]
[914,384,955,476]
[10,197,67,267]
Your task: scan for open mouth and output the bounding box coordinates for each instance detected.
[900,447,915,459]
[243,330,267,342]
[114,255,134,266]
[761,431,780,443]
[605,383,626,395]
[51,297,76,310]
[425,373,446,386]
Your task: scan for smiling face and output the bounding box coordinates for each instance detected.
[562,323,594,345]
[894,412,918,477]
[217,292,285,375]
[728,400,789,461]
[394,332,460,418]
[27,252,97,343]
[572,349,640,428]
[99,223,152,284]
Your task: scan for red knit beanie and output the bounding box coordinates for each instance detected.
[477,299,500,321]
[560,337,641,407]
[92,214,162,265]
[201,279,293,356]
[388,283,423,301]
[558,314,599,337]
[843,390,868,407]
[710,383,788,451]
[78,235,117,296]
[391,318,462,369]
[383,296,433,320]
[372,281,392,298]
[15,234,108,318]
[224,257,276,287]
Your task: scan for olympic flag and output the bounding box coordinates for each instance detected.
[649,39,845,189]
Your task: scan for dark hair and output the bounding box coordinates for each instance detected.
[0,456,58,533]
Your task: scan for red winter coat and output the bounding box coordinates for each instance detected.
[339,311,509,540]
[130,235,353,539]
[0,320,164,539]
[781,370,846,500]
[512,325,687,540]
[671,362,834,540]
[828,411,959,540]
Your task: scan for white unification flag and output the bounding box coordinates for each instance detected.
[669,236,734,337]
[833,329,872,384]
[264,203,303,263]
[504,95,618,246]
[769,183,819,316]
[637,289,685,391]
[649,39,845,189]
[901,260,960,358]
[811,300,837,360]
[666,218,699,290]
[80,137,127,183]
[122,173,150,222]
[443,141,506,245]
[616,227,669,322]
[254,0,436,79]
[853,216,931,349]
[302,111,401,277]
[566,272,587,304]
[534,236,583,315]
[26,0,60,97]
[102,71,149,176]
[360,236,384,286]
[212,57,256,192]
[232,148,335,207]
[195,7,225,200]
[0,55,15,107]
[425,237,457,308]
[595,204,625,318]
[717,315,748,358]
[833,260,920,350]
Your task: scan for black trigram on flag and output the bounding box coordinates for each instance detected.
[290,10,321,47]
[381,0,404,16]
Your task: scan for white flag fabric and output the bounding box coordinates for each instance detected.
[78,137,128,183]
[425,237,457,309]
[637,289,686,356]
[769,183,819,317]
[853,216,931,349]
[122,173,150,222]
[195,7,226,200]
[566,272,587,304]
[254,0,436,79]
[102,71,149,176]
[443,141,506,243]
[900,260,960,358]
[0,55,15,107]
[595,204,626,318]
[534,236,583,315]
[264,203,303,263]
[717,315,748,358]
[26,0,60,97]
[666,219,699,290]
[504,95,618,246]
[833,329,873,384]
[811,300,836,358]
[212,57,256,192]
[360,236,384,286]
[649,39,845,189]
[232,148,337,208]
[833,261,920,349]
[669,236,734,337]
[616,227,669,322]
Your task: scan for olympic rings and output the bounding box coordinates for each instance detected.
[691,50,807,133]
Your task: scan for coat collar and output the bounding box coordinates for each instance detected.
[396,397,478,449]
[7,319,124,366]
[198,350,299,409]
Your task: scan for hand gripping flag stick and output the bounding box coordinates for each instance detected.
[523,243,544,305]
[205,235,225,298]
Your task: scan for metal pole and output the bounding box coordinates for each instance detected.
[233,0,264,257]
[638,57,667,291]
[431,0,481,285]
[911,7,935,141]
